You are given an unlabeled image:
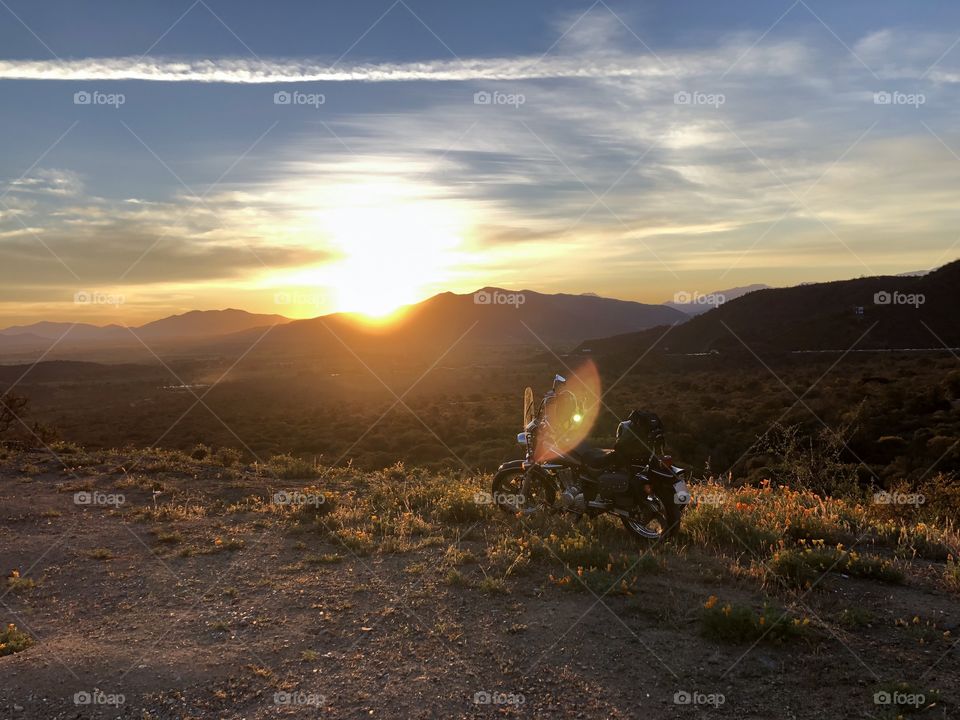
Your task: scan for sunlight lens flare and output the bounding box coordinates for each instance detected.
[534,359,602,461]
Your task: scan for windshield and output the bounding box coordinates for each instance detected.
[533,358,601,461]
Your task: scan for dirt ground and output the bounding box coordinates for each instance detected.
[1,451,957,719]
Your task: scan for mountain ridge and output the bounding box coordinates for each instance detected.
[576,259,960,359]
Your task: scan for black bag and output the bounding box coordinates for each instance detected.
[615,410,665,460]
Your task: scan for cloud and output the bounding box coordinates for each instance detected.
[0,54,676,83]
[0,35,852,86]
[8,169,84,197]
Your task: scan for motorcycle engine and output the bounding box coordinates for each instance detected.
[560,486,586,513]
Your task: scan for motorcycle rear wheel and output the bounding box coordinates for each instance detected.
[621,490,682,541]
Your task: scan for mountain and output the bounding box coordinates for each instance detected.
[0,292,684,362]
[212,288,688,359]
[577,260,960,358]
[663,284,770,315]
[0,322,127,341]
[133,309,290,340]
[0,309,292,354]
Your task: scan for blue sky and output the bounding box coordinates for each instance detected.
[1,0,960,322]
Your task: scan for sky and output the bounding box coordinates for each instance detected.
[1,0,960,324]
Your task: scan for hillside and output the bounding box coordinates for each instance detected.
[1,446,956,719]
[578,260,960,358]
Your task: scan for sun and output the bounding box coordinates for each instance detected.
[258,177,472,319]
[320,186,467,317]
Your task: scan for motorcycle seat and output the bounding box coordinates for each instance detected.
[571,446,616,469]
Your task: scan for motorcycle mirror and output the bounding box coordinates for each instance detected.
[552,374,566,390]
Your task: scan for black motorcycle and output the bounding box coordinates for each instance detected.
[492,374,689,540]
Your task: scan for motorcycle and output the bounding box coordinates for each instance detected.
[492,374,689,541]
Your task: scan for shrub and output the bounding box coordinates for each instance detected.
[6,570,35,593]
[190,443,211,460]
[700,595,809,643]
[837,607,874,628]
[215,447,243,467]
[0,623,33,656]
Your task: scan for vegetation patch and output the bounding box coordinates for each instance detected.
[768,542,903,589]
[0,623,33,656]
[259,454,320,480]
[700,595,809,644]
[6,570,35,593]
[945,555,960,592]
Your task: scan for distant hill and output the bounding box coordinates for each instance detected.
[0,322,127,341]
[212,288,688,359]
[664,284,770,315]
[0,309,291,355]
[577,260,960,358]
[133,309,290,340]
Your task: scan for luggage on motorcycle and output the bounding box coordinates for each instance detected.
[597,471,630,495]
[615,410,665,460]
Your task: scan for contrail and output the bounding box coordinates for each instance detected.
[0,54,680,83]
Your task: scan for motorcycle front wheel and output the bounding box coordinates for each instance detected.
[492,467,554,516]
